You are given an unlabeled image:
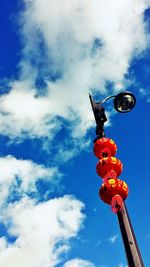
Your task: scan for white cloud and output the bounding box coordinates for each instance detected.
[0,0,149,143]
[118,264,128,267]
[63,258,95,267]
[0,155,60,204]
[0,81,61,139]
[0,155,86,267]
[0,196,85,267]
[108,234,119,244]
[139,87,150,102]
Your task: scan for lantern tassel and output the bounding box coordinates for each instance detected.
[111,195,123,214]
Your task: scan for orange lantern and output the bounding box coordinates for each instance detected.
[96,156,123,178]
[99,178,129,205]
[94,138,117,159]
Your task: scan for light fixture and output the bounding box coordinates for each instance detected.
[89,91,136,139]
[114,91,136,113]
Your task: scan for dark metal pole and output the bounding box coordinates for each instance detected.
[117,203,144,267]
[89,94,107,139]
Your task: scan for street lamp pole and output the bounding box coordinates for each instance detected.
[89,92,144,267]
[117,203,144,267]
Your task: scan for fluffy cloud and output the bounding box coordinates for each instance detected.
[0,81,61,139]
[0,0,149,141]
[63,258,95,267]
[0,196,85,267]
[0,155,60,204]
[0,155,86,267]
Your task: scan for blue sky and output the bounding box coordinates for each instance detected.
[0,1,150,267]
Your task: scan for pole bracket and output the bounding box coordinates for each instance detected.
[89,94,107,140]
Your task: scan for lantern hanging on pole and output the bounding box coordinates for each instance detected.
[99,178,129,213]
[94,137,117,159]
[96,156,123,179]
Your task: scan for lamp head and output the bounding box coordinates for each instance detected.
[114,91,136,113]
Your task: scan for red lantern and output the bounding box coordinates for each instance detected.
[99,178,129,205]
[94,138,117,159]
[96,157,123,178]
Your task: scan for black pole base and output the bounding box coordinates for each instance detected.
[117,203,144,267]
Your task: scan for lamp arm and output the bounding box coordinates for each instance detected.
[96,94,116,105]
